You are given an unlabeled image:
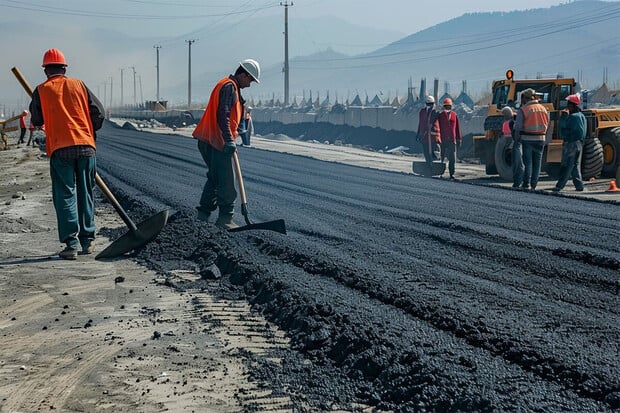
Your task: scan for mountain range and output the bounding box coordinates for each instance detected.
[1,1,618,110]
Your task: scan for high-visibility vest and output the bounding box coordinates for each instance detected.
[502,120,512,137]
[192,77,242,151]
[37,76,96,156]
[521,102,548,136]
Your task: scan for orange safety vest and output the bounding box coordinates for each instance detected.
[37,76,96,156]
[192,77,242,151]
[502,120,512,137]
[521,102,548,136]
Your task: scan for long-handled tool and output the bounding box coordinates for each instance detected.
[11,66,169,259]
[93,177,168,259]
[229,152,286,234]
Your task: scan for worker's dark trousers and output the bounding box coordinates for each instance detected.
[422,141,440,176]
[555,140,584,190]
[18,128,26,144]
[512,139,524,187]
[50,154,96,249]
[440,141,457,177]
[197,140,237,217]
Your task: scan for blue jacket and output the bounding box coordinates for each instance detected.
[559,111,586,143]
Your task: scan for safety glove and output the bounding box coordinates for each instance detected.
[222,140,237,155]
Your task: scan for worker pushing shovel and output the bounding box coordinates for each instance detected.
[192,59,286,234]
[12,51,168,260]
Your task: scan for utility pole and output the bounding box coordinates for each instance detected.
[109,76,113,108]
[186,39,196,108]
[280,2,293,106]
[130,66,137,106]
[154,45,161,102]
[138,75,144,106]
[119,68,124,107]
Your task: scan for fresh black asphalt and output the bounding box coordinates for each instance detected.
[96,122,620,412]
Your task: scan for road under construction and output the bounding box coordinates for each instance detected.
[84,122,619,412]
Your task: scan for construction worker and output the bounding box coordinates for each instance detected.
[241,106,254,147]
[513,88,549,190]
[553,94,586,192]
[502,105,523,188]
[437,97,462,179]
[18,110,28,144]
[416,95,441,176]
[193,59,260,229]
[29,48,105,259]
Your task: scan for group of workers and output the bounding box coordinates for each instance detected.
[418,87,586,191]
[27,48,258,259]
[416,96,462,179]
[25,45,588,260]
[501,88,586,192]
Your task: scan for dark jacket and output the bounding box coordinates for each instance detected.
[559,111,587,143]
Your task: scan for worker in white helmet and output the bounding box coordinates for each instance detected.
[416,95,441,176]
[192,59,260,229]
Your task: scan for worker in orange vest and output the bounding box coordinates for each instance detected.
[192,59,260,229]
[513,88,549,190]
[17,110,28,144]
[29,48,105,259]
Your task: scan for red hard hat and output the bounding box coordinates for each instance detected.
[443,98,453,106]
[42,48,67,67]
[566,94,580,106]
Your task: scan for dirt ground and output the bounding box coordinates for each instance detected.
[0,145,295,412]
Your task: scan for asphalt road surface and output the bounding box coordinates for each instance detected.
[96,122,619,412]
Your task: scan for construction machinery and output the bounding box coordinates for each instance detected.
[473,70,620,182]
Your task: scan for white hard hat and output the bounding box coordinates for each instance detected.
[501,106,514,116]
[425,95,435,104]
[239,59,260,83]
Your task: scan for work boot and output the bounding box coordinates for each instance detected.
[215,215,239,230]
[59,246,78,260]
[81,240,95,255]
[196,206,211,222]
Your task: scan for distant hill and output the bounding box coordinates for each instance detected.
[257,0,620,104]
[1,1,617,109]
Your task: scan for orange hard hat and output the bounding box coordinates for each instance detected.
[443,98,453,106]
[566,94,581,106]
[42,48,67,67]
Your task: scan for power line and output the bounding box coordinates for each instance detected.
[0,0,280,19]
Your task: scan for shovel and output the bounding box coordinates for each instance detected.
[94,176,168,259]
[229,152,286,234]
[11,66,169,259]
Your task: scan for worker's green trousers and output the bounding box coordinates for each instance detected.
[50,155,96,249]
[197,140,237,217]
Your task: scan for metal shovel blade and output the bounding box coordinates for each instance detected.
[412,160,446,177]
[95,209,169,259]
[229,219,286,234]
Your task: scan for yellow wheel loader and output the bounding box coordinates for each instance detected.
[473,70,620,181]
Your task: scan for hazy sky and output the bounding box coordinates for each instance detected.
[0,0,608,109]
[1,0,573,39]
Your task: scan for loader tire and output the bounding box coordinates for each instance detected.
[494,136,513,181]
[599,127,620,178]
[581,137,603,180]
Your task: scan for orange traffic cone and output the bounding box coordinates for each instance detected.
[606,179,619,192]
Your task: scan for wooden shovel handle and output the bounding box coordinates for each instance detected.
[232,151,248,205]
